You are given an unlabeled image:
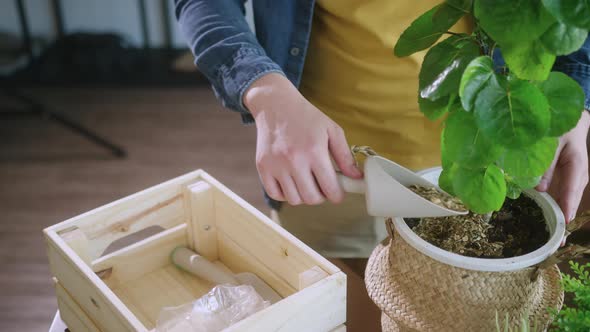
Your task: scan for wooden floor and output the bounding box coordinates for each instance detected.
[0,87,266,332]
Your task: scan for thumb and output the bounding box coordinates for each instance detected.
[556,157,587,223]
[536,144,562,192]
[328,126,362,178]
[536,160,557,192]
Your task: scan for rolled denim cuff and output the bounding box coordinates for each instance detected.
[553,62,590,111]
[212,47,285,124]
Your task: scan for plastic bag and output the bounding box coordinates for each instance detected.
[155,284,270,332]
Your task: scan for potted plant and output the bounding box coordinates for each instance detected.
[364,1,590,330]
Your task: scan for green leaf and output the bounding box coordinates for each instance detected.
[511,175,542,188]
[439,133,456,196]
[452,165,507,213]
[506,180,522,199]
[394,4,465,57]
[459,56,495,111]
[441,129,453,169]
[419,95,454,120]
[541,22,588,56]
[474,76,550,148]
[439,163,458,196]
[474,0,555,45]
[443,107,503,167]
[537,72,585,137]
[445,0,472,11]
[504,173,540,198]
[542,0,590,30]
[501,40,556,81]
[497,137,558,179]
[419,35,480,101]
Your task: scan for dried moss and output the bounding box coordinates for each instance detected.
[408,185,468,212]
[406,193,549,259]
[411,213,504,257]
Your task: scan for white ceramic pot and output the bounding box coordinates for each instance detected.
[391,167,566,272]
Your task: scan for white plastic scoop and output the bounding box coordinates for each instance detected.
[337,155,468,218]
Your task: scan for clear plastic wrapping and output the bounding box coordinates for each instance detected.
[155,284,270,332]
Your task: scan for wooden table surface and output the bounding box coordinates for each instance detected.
[330,259,382,332]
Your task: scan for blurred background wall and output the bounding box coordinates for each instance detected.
[0,0,255,81]
[0,0,254,49]
[0,0,186,48]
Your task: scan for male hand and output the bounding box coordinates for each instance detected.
[537,111,590,227]
[244,73,362,206]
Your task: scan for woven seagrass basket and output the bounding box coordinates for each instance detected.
[362,166,590,332]
[365,225,563,331]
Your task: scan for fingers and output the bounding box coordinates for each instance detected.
[259,173,284,202]
[290,166,325,205]
[312,155,345,204]
[277,175,303,206]
[536,144,562,192]
[257,147,333,206]
[263,171,323,206]
[262,154,345,205]
[555,150,589,223]
[557,166,587,223]
[328,126,362,179]
[536,159,557,192]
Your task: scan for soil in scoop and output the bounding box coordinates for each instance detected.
[405,195,550,259]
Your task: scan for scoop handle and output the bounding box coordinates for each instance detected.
[171,247,238,285]
[336,173,366,194]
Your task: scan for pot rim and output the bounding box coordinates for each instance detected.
[392,167,566,272]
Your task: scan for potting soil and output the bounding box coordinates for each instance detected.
[405,195,549,258]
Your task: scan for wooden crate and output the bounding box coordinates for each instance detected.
[44,170,347,332]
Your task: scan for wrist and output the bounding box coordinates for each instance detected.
[243,73,297,118]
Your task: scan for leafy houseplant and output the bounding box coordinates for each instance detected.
[394,0,588,213]
[493,261,590,332]
[552,261,590,331]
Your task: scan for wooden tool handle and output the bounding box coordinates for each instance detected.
[171,247,238,285]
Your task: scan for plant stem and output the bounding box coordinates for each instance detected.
[489,42,497,57]
[445,31,461,36]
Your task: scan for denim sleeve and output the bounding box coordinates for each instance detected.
[553,35,590,110]
[174,0,285,123]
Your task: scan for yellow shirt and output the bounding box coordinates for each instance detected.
[300,0,470,170]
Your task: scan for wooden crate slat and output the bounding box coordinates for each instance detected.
[217,230,297,298]
[46,232,146,332]
[55,280,102,332]
[225,272,347,332]
[91,223,188,288]
[185,180,218,260]
[214,191,325,289]
[45,170,204,260]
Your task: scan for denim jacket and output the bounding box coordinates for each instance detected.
[175,0,590,122]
